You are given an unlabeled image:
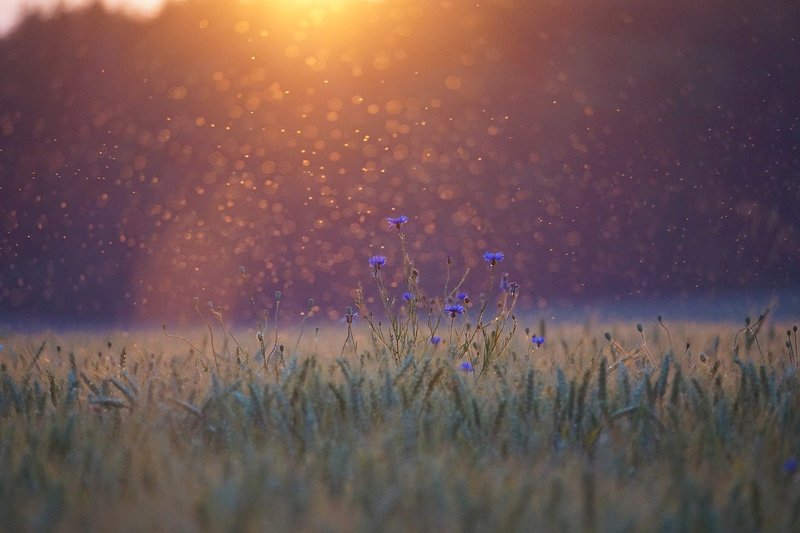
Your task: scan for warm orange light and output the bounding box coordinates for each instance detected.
[260,0,387,18]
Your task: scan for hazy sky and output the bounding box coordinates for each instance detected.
[0,0,165,35]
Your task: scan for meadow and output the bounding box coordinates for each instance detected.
[1,313,799,532]
[1,225,799,532]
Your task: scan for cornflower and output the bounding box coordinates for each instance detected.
[341,306,358,324]
[444,304,465,318]
[459,361,474,373]
[368,255,386,272]
[387,215,409,230]
[483,251,504,266]
[531,335,545,348]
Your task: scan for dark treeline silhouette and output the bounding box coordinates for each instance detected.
[1,0,798,325]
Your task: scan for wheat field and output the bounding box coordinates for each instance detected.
[0,316,798,532]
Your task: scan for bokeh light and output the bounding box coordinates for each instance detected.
[1,0,798,325]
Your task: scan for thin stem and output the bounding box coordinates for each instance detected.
[162,324,211,371]
[266,300,282,370]
[657,316,674,355]
[194,302,220,375]
[342,323,356,356]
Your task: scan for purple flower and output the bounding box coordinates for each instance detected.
[459,361,474,373]
[785,457,798,475]
[531,335,545,348]
[368,255,387,270]
[387,215,409,229]
[340,306,358,324]
[402,291,414,302]
[483,251,504,266]
[457,292,470,303]
[444,304,465,318]
[430,336,442,346]
[498,274,518,295]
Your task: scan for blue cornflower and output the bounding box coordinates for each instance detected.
[444,304,465,318]
[531,335,545,348]
[483,251,504,266]
[340,306,358,324]
[387,215,409,229]
[403,291,414,302]
[430,336,442,346]
[784,457,798,475]
[459,361,474,373]
[368,255,387,270]
[457,292,469,303]
[499,274,511,292]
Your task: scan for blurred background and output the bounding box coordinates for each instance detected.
[0,0,798,326]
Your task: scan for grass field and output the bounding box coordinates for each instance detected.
[0,316,798,532]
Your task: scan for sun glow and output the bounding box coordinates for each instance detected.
[259,0,376,14]
[238,0,377,31]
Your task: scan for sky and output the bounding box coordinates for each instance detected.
[0,0,165,36]
[1,0,798,326]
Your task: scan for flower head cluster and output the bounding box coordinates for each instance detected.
[483,251,504,266]
[531,335,545,348]
[368,255,386,272]
[387,215,409,230]
[444,304,465,318]
[459,361,474,373]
